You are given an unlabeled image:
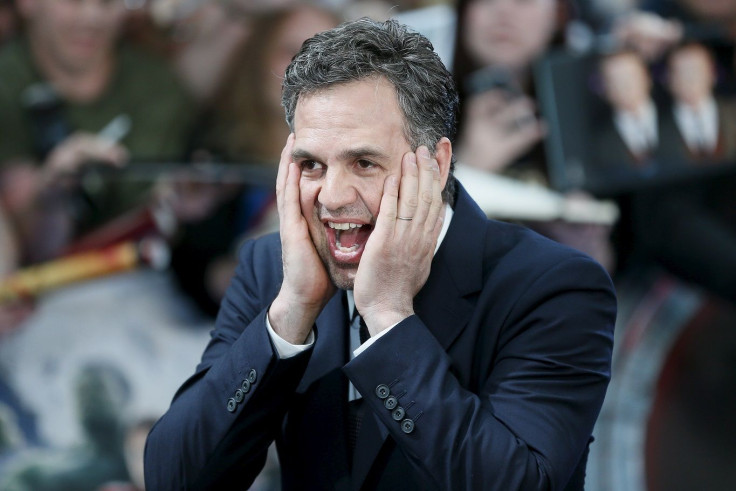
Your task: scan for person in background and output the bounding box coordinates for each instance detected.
[666,41,736,161]
[451,0,616,272]
[139,0,255,105]
[595,50,664,167]
[0,0,18,44]
[0,0,196,266]
[169,3,341,316]
[202,2,342,165]
[452,0,556,177]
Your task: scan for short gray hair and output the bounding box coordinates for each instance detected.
[282,17,458,203]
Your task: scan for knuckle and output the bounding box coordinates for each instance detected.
[421,190,433,205]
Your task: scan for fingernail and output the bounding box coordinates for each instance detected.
[418,146,431,159]
[407,153,417,165]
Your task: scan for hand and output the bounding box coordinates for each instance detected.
[456,90,545,174]
[43,132,128,186]
[154,168,241,224]
[353,146,444,334]
[268,134,335,344]
[614,11,683,61]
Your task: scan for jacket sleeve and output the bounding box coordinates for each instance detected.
[144,237,312,490]
[343,254,616,491]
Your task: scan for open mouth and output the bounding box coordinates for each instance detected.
[325,221,373,262]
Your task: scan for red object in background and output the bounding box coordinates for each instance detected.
[60,205,175,257]
[645,299,736,490]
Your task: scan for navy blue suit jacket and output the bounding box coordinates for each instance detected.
[144,183,616,490]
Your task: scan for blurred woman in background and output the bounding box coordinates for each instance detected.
[451,0,616,272]
[170,3,341,316]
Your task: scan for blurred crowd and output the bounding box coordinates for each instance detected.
[0,0,735,489]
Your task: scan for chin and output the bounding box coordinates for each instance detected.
[327,264,357,291]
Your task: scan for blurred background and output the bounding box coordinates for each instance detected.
[0,0,734,489]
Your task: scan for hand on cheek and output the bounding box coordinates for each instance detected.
[269,134,335,344]
[354,145,444,336]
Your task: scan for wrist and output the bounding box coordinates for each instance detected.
[268,292,323,345]
[361,308,413,336]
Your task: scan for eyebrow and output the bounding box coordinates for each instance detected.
[291,146,390,163]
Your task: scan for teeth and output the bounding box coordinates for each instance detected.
[328,222,363,230]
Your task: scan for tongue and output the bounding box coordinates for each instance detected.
[339,227,371,248]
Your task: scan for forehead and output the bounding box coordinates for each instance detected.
[295,77,404,124]
[602,54,647,79]
[292,77,410,154]
[671,47,711,66]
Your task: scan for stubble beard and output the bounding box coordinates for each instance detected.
[314,238,358,291]
[310,203,371,291]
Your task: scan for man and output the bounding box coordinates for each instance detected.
[0,0,195,264]
[145,19,616,490]
[597,50,660,165]
[666,41,736,162]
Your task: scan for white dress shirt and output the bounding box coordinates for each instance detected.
[613,100,659,157]
[673,97,719,154]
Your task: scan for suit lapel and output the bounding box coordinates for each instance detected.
[416,184,486,349]
[293,291,352,486]
[350,184,486,489]
[297,291,348,392]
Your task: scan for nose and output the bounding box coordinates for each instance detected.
[317,167,358,211]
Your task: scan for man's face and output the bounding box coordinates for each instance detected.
[669,47,715,107]
[20,0,127,73]
[601,54,652,113]
[292,78,412,290]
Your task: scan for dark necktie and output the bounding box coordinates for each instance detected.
[357,311,370,344]
[347,309,369,461]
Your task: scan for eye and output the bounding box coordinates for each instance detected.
[356,159,376,170]
[299,160,324,173]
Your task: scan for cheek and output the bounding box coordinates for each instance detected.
[464,9,493,61]
[299,180,319,216]
[363,180,386,217]
[515,12,557,60]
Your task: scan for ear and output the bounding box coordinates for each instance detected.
[433,137,452,192]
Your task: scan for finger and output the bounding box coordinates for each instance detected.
[276,134,295,217]
[276,133,295,194]
[497,97,536,129]
[374,174,399,240]
[424,152,444,236]
[87,142,128,168]
[413,146,437,227]
[281,162,302,228]
[504,120,545,156]
[476,90,507,114]
[68,137,128,169]
[397,151,418,222]
[430,200,445,246]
